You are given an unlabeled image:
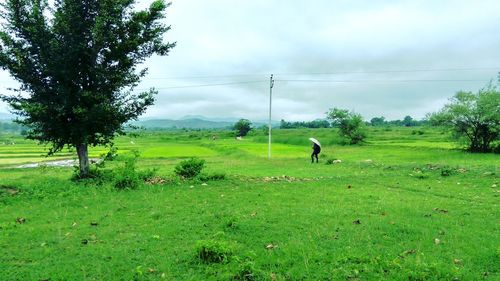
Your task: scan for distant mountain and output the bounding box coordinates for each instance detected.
[134,116,279,130]
[133,118,234,129]
[180,115,241,123]
[0,112,13,120]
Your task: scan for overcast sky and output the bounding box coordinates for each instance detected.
[1,0,500,121]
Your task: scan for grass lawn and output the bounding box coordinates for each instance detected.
[0,127,498,280]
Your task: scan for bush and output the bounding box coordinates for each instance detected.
[440,166,455,177]
[102,145,118,161]
[225,216,239,229]
[412,130,425,135]
[113,151,156,189]
[233,260,257,281]
[175,158,205,179]
[411,170,429,179]
[199,172,226,181]
[113,157,142,190]
[71,165,108,182]
[196,240,232,263]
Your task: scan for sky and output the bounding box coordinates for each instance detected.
[1,0,500,121]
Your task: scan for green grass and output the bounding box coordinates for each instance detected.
[0,127,498,280]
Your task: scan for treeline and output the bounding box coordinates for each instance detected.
[0,121,26,134]
[280,115,427,129]
[369,116,428,127]
[280,119,331,129]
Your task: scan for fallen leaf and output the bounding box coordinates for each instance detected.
[265,243,278,250]
[434,238,441,245]
[352,219,361,225]
[16,217,26,224]
[453,259,462,265]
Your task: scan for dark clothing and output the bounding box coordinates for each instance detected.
[311,143,321,163]
[312,143,321,153]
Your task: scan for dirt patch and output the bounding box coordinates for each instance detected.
[0,185,19,196]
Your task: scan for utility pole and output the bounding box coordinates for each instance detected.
[268,74,275,159]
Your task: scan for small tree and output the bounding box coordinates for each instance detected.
[327,108,366,144]
[428,87,499,153]
[370,116,386,126]
[0,0,175,176]
[233,119,252,137]
[402,116,415,127]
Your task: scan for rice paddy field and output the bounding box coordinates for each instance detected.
[0,127,498,280]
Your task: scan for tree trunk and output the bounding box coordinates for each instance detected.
[76,143,90,177]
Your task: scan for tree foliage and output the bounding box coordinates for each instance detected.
[370,116,385,127]
[326,108,366,144]
[280,119,330,129]
[428,87,499,153]
[233,119,252,137]
[0,0,175,176]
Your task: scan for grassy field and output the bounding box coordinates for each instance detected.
[0,127,498,280]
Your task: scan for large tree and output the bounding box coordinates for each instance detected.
[428,87,499,153]
[0,0,175,176]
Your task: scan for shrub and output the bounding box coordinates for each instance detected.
[411,170,429,179]
[199,172,226,181]
[412,130,425,135]
[113,151,155,190]
[71,165,107,182]
[113,157,141,190]
[175,158,205,178]
[225,216,239,229]
[233,260,257,280]
[196,240,232,263]
[102,145,118,161]
[440,166,455,177]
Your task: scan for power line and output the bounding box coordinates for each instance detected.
[276,79,489,83]
[273,67,500,77]
[0,67,497,83]
[139,80,266,90]
[141,66,500,80]
[130,78,488,92]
